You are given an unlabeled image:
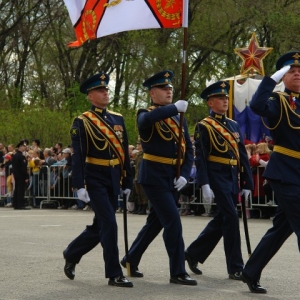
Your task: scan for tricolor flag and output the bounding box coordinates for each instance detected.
[64,0,188,47]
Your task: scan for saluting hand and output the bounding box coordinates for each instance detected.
[271,65,290,82]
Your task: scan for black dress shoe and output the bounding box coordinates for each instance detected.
[170,274,197,286]
[15,207,31,210]
[229,271,242,280]
[241,272,267,294]
[185,251,202,275]
[108,275,133,287]
[64,260,76,280]
[121,257,144,277]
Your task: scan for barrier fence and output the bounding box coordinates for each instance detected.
[0,165,78,208]
[1,164,276,215]
[178,166,277,218]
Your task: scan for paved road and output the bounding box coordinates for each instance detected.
[0,207,298,300]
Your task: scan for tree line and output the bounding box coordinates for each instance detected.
[0,0,300,146]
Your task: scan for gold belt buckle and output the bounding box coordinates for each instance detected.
[229,158,234,166]
[172,159,177,165]
[109,159,115,167]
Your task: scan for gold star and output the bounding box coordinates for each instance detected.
[234,32,273,75]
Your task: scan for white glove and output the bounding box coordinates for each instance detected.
[271,65,290,82]
[240,189,250,201]
[174,176,187,191]
[259,159,268,167]
[202,184,213,204]
[122,188,131,200]
[77,188,90,203]
[174,100,188,112]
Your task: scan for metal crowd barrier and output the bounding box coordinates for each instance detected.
[0,163,277,212]
[0,165,78,209]
[178,165,277,217]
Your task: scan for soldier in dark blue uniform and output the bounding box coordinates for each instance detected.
[63,72,133,287]
[120,70,197,285]
[241,51,300,294]
[12,140,30,210]
[185,81,253,280]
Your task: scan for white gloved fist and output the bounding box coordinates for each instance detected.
[174,176,187,191]
[271,65,290,82]
[259,159,268,167]
[77,188,90,203]
[240,189,250,201]
[174,100,188,113]
[202,184,214,204]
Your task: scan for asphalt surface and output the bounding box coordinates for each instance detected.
[0,207,298,300]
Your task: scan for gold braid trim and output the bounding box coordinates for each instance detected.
[79,115,108,150]
[201,122,228,154]
[262,92,300,130]
[155,122,173,141]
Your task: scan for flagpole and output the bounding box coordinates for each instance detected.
[176,0,189,178]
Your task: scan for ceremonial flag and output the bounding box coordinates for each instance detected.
[64,0,188,47]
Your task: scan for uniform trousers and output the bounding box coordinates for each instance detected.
[126,185,186,277]
[186,189,243,274]
[243,180,300,282]
[13,178,26,209]
[63,185,123,278]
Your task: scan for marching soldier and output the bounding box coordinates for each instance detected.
[120,70,197,285]
[185,81,253,280]
[241,51,300,294]
[62,72,133,287]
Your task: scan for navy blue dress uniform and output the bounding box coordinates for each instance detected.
[185,81,253,279]
[241,51,300,293]
[63,72,133,287]
[121,71,197,285]
[12,140,30,210]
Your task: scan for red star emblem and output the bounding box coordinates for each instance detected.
[234,33,273,75]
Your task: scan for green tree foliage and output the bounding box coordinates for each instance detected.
[1,0,300,146]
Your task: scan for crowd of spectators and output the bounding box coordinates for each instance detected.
[0,136,277,217]
[0,140,88,210]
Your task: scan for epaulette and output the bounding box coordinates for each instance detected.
[137,108,149,114]
[107,109,122,116]
[226,117,237,124]
[147,106,157,111]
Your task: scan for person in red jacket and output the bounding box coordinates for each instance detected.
[249,143,271,202]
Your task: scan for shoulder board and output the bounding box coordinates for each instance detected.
[276,91,289,96]
[77,111,91,119]
[107,110,122,116]
[137,108,149,114]
[272,92,286,100]
[226,117,237,123]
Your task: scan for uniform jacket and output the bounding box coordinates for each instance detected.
[70,105,132,195]
[137,104,193,188]
[12,150,29,180]
[195,111,253,193]
[250,76,300,184]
